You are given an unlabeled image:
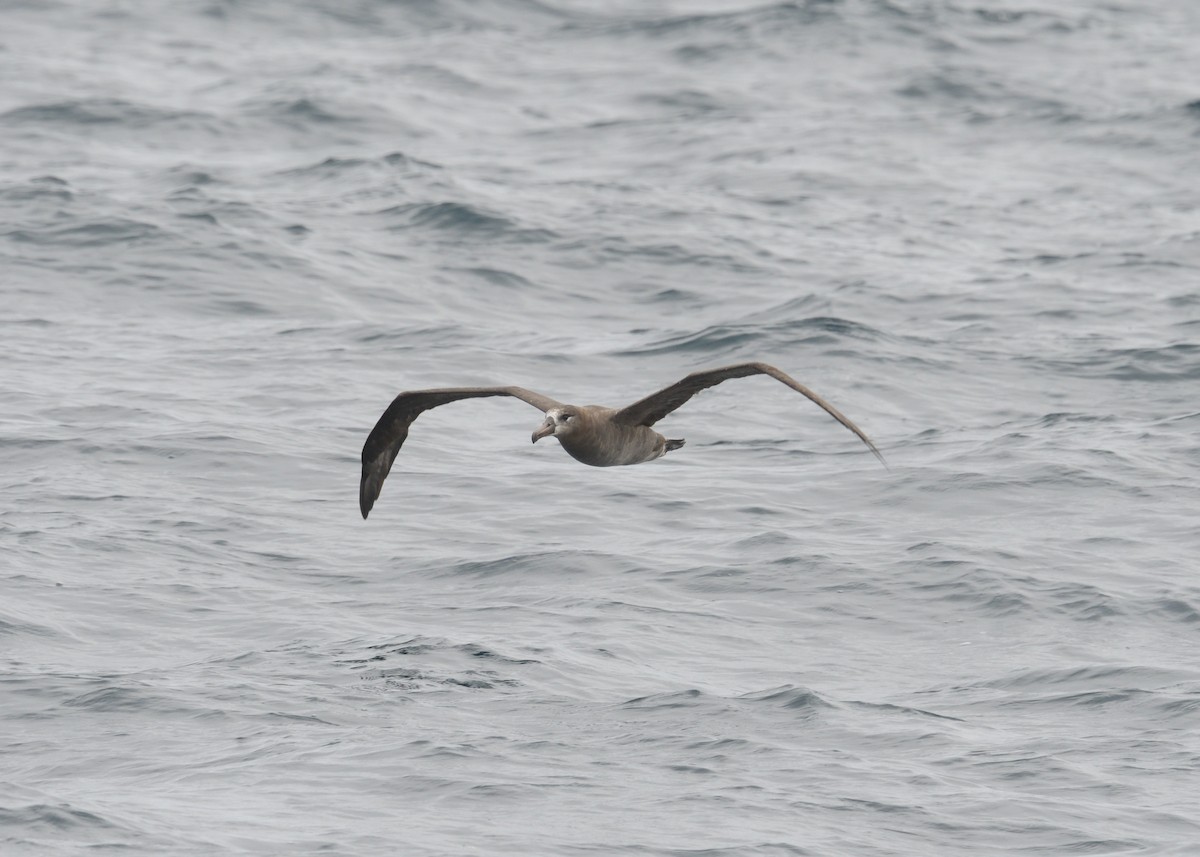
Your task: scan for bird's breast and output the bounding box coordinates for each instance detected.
[558,422,665,467]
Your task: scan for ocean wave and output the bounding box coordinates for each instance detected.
[1035,344,1200,382]
[424,550,636,579]
[239,95,354,127]
[0,176,73,204]
[277,151,441,182]
[337,635,533,693]
[0,801,125,837]
[378,201,557,243]
[2,98,212,129]
[567,0,840,39]
[616,316,885,357]
[3,217,166,248]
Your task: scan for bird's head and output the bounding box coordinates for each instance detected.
[532,407,581,444]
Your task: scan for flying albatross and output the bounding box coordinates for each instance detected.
[359,361,885,518]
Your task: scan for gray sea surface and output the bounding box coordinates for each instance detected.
[3,1,1200,854]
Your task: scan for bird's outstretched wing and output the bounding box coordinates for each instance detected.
[611,362,885,465]
[360,386,563,518]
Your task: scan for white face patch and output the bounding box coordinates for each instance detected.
[546,408,576,433]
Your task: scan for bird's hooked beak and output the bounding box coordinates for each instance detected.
[532,417,555,444]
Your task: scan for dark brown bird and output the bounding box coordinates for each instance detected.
[359,361,884,518]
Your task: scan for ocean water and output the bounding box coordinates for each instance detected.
[3,1,1200,854]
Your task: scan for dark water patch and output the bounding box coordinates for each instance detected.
[968,8,1064,28]
[703,438,806,449]
[177,211,218,226]
[731,530,795,550]
[917,463,1126,497]
[575,236,764,273]
[316,0,572,33]
[356,322,462,344]
[1045,582,1124,622]
[910,565,1032,618]
[615,325,755,356]
[427,550,635,580]
[243,96,354,127]
[260,711,336,725]
[0,435,71,453]
[163,166,220,188]
[466,646,540,665]
[1109,252,1191,271]
[971,665,1200,695]
[623,685,836,721]
[646,498,690,513]
[384,151,433,169]
[623,688,706,709]
[644,286,702,303]
[1155,694,1200,720]
[206,297,274,316]
[53,686,139,717]
[846,700,964,722]
[391,63,501,95]
[900,71,1078,125]
[1,98,212,129]
[1000,689,1147,710]
[672,40,750,65]
[684,737,760,754]
[897,72,993,104]
[358,637,439,659]
[0,176,73,204]
[1029,343,1200,382]
[902,556,1133,623]
[1002,250,1188,270]
[615,315,884,357]
[665,763,715,775]
[340,635,534,692]
[0,611,57,637]
[1052,840,1150,855]
[446,266,535,289]
[973,683,1200,726]
[635,88,732,119]
[58,684,222,717]
[739,684,835,714]
[1147,597,1200,624]
[379,201,556,243]
[737,295,828,322]
[0,802,122,834]
[559,598,725,624]
[0,316,53,328]
[356,665,517,692]
[164,196,277,231]
[411,741,490,762]
[575,0,840,41]
[884,1,1093,43]
[1036,412,1117,427]
[277,150,440,181]
[3,218,165,248]
[660,564,790,596]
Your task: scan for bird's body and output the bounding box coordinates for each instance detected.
[359,361,884,518]
[541,406,680,467]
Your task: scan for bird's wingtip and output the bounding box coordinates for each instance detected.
[359,481,374,519]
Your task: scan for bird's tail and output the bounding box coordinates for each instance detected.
[665,438,685,452]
